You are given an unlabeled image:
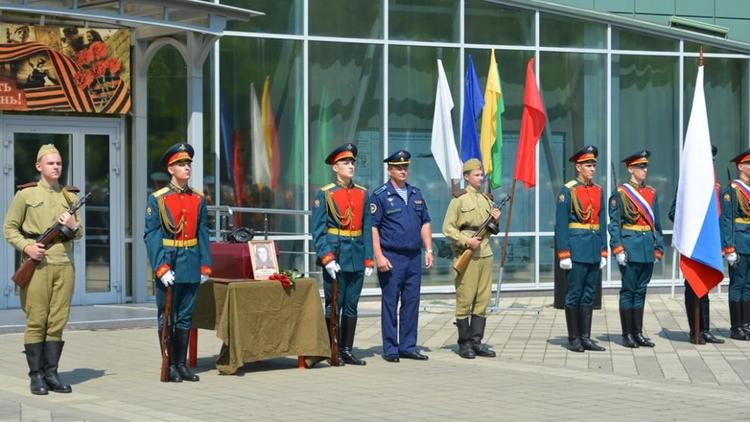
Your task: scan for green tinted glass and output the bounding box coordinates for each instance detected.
[389,0,459,42]
[465,0,534,46]
[612,28,678,51]
[540,13,606,48]
[222,0,302,34]
[309,0,383,38]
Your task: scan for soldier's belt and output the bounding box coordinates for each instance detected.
[163,238,198,247]
[459,225,481,231]
[568,223,600,230]
[735,218,750,224]
[622,224,651,232]
[326,228,362,237]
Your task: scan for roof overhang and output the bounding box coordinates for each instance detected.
[0,0,263,36]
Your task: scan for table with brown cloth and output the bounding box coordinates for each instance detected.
[191,278,331,375]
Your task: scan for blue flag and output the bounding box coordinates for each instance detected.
[461,54,484,161]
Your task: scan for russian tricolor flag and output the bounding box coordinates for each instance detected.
[673,65,724,298]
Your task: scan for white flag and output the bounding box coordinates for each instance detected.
[431,59,463,184]
[250,83,272,187]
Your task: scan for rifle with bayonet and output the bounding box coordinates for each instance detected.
[11,192,91,288]
[453,195,511,274]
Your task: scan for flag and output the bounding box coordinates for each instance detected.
[431,59,462,184]
[231,130,244,207]
[479,49,505,189]
[250,83,272,187]
[219,91,233,183]
[261,76,281,189]
[311,86,332,187]
[286,93,304,188]
[461,54,483,162]
[673,65,723,298]
[513,58,546,189]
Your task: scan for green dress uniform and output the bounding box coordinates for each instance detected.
[442,159,498,359]
[554,145,607,352]
[3,144,81,395]
[608,150,664,348]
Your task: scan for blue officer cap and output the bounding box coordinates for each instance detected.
[568,145,598,163]
[384,150,411,165]
[622,149,650,167]
[161,142,194,168]
[325,143,358,164]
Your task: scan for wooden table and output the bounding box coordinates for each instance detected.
[189,278,331,374]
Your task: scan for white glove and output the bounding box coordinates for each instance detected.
[559,258,572,270]
[324,260,341,279]
[727,252,738,266]
[616,252,627,266]
[160,270,175,287]
[365,267,374,277]
[200,274,209,284]
[600,257,607,269]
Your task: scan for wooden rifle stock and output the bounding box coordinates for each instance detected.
[160,286,173,382]
[328,277,340,366]
[452,195,510,274]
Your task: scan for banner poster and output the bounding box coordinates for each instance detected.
[0,24,130,114]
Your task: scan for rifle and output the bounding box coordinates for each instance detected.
[728,168,736,262]
[328,277,340,367]
[12,192,91,288]
[610,162,623,248]
[160,286,173,382]
[453,195,511,274]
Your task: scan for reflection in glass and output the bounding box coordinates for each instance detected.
[540,13,606,48]
[222,0,302,35]
[389,0,459,42]
[612,29,678,51]
[85,134,111,293]
[309,0,383,39]
[465,0,534,46]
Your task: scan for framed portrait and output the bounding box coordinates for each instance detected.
[249,240,278,280]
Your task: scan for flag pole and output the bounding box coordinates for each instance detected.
[492,178,517,310]
[693,46,705,346]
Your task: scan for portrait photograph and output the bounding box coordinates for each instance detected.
[249,240,278,280]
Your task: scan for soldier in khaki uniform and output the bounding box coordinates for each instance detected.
[3,144,81,395]
[442,159,501,359]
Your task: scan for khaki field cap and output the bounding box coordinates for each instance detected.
[36,144,61,161]
[462,158,483,173]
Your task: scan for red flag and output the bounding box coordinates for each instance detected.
[232,129,244,211]
[513,58,546,189]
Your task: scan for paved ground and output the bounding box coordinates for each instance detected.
[2,291,750,421]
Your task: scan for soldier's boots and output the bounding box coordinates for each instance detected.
[633,308,655,347]
[729,301,750,340]
[24,343,49,395]
[43,341,72,393]
[455,318,476,359]
[469,315,496,358]
[565,306,584,352]
[620,309,639,348]
[340,316,366,366]
[579,305,605,352]
[741,301,750,337]
[324,319,345,367]
[174,329,200,381]
[701,331,724,344]
[688,331,706,345]
[158,329,183,382]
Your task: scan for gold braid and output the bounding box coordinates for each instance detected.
[325,190,352,227]
[157,196,185,235]
[570,189,592,222]
[737,186,750,217]
[619,191,638,224]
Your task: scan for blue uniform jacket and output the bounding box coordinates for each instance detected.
[608,183,664,263]
[555,179,607,264]
[144,184,212,283]
[720,181,750,255]
[369,181,431,252]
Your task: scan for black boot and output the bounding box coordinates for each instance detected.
[620,309,638,348]
[469,315,496,357]
[324,318,344,366]
[158,329,182,382]
[340,316,366,365]
[633,308,654,347]
[42,341,72,393]
[741,301,750,336]
[729,301,749,340]
[579,305,605,351]
[455,318,476,359]
[699,295,723,343]
[24,343,48,395]
[175,329,199,381]
[685,285,703,344]
[564,306,584,352]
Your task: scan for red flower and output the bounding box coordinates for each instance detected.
[269,273,293,289]
[75,70,95,89]
[90,41,108,60]
[75,49,93,67]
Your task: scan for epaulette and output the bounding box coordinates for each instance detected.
[354,183,367,191]
[644,185,656,192]
[482,192,494,202]
[190,187,204,197]
[16,181,37,191]
[153,187,170,198]
[564,180,578,188]
[452,188,467,198]
[321,183,335,191]
[63,185,80,193]
[373,185,387,196]
[592,182,601,188]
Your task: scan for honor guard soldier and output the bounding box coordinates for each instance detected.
[4,144,81,395]
[442,159,501,359]
[720,149,750,341]
[370,150,433,363]
[311,143,375,366]
[669,145,724,344]
[609,149,664,348]
[555,145,607,352]
[144,142,212,382]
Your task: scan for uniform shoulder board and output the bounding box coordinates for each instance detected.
[16,181,37,190]
[354,183,367,191]
[564,180,578,188]
[153,187,170,198]
[63,185,80,193]
[452,188,467,198]
[321,183,336,191]
[190,187,205,197]
[481,192,494,202]
[373,185,387,196]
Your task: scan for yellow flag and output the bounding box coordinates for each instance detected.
[479,49,501,176]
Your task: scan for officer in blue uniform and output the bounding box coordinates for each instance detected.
[720,148,750,341]
[609,149,664,348]
[555,145,607,352]
[311,143,375,366]
[144,142,212,382]
[370,150,433,363]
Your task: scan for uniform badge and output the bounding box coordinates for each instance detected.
[146,206,152,216]
[558,194,565,203]
[313,199,320,208]
[370,203,377,214]
[610,198,617,208]
[414,200,423,205]
[724,193,731,201]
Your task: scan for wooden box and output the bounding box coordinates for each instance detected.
[209,242,254,280]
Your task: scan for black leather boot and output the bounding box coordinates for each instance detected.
[579,305,605,351]
[158,329,182,382]
[25,343,48,395]
[456,318,476,359]
[469,315,496,357]
[685,285,703,344]
[175,329,200,381]
[729,301,749,340]
[43,341,72,393]
[700,295,723,343]
[565,306,584,352]
[340,316,366,365]
[741,301,750,336]
[633,308,655,347]
[620,309,638,348]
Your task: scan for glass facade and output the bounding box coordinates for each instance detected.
[178,1,750,291]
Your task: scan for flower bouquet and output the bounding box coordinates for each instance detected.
[269,269,302,289]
